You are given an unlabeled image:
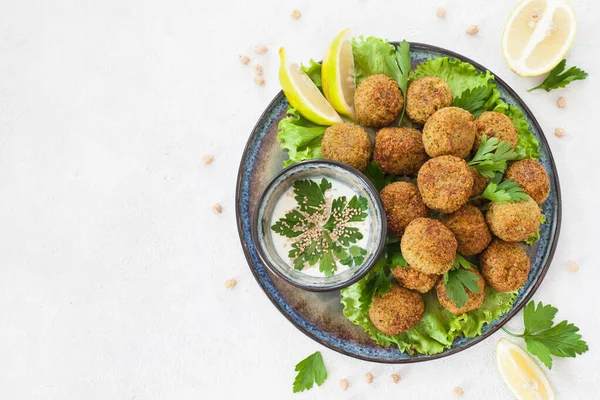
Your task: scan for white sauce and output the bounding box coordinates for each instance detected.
[270,177,371,277]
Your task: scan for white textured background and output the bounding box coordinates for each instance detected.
[1,0,598,399]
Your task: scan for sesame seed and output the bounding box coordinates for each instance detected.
[255,44,268,54]
[239,55,250,65]
[340,379,349,391]
[212,203,223,214]
[224,278,237,289]
[557,97,567,108]
[364,372,373,384]
[202,155,214,165]
[466,25,479,35]
[555,127,567,137]
[453,386,464,397]
[391,374,401,383]
[568,261,579,272]
[436,7,446,18]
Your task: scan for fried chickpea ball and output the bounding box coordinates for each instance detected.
[354,74,403,128]
[391,265,439,293]
[417,155,474,214]
[405,76,453,124]
[436,269,486,314]
[368,284,424,335]
[473,111,519,152]
[486,197,541,242]
[504,159,550,206]
[480,239,531,292]
[470,166,490,197]
[442,205,492,256]
[422,107,477,158]
[321,122,372,171]
[380,182,429,237]
[373,127,428,175]
[401,218,457,275]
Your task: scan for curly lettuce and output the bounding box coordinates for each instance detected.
[277,106,326,167]
[352,36,403,85]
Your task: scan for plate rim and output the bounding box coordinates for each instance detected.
[235,41,562,363]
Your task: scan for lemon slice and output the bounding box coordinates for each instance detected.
[278,47,342,126]
[502,0,577,77]
[496,338,555,400]
[322,29,356,121]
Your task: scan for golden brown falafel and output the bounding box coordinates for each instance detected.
[373,127,428,175]
[473,111,519,152]
[354,74,403,128]
[486,197,541,242]
[470,166,490,198]
[321,122,372,171]
[401,218,457,275]
[380,182,429,237]
[480,239,531,292]
[442,204,492,256]
[435,269,486,314]
[406,77,453,124]
[422,107,477,158]
[368,284,424,335]
[417,155,474,214]
[504,159,550,206]
[391,265,439,293]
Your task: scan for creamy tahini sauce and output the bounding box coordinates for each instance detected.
[270,177,371,277]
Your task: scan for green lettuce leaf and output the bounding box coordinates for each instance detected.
[352,36,402,85]
[492,100,540,160]
[277,106,327,167]
[301,59,322,90]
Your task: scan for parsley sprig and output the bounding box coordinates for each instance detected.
[452,86,489,117]
[395,40,411,124]
[443,255,481,308]
[528,59,589,92]
[503,301,589,369]
[363,161,396,191]
[292,351,328,393]
[473,178,530,203]
[271,178,369,276]
[468,135,519,178]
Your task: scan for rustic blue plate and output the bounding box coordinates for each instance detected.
[235,43,561,363]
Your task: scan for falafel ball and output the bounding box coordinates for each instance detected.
[436,269,486,314]
[486,197,541,242]
[442,204,492,256]
[354,74,403,128]
[470,166,490,197]
[480,239,531,292]
[417,155,474,214]
[422,107,477,158]
[406,77,453,124]
[321,122,372,171]
[380,182,429,237]
[504,159,550,206]
[368,284,424,335]
[473,111,519,152]
[401,218,457,275]
[391,265,439,293]
[373,127,428,175]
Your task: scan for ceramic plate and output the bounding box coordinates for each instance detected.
[235,43,561,363]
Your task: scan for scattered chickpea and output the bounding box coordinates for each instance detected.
[212,203,223,214]
[254,76,265,86]
[391,374,401,384]
[436,7,446,18]
[253,64,263,76]
[453,386,465,397]
[339,379,349,391]
[364,372,373,384]
[291,10,302,20]
[568,261,579,272]
[202,155,214,165]
[224,278,237,289]
[239,55,250,65]
[466,25,479,35]
[554,127,567,137]
[557,96,567,108]
[256,44,268,54]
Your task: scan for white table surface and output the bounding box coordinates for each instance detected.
[1,0,598,398]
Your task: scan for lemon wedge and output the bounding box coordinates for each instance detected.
[278,47,342,126]
[322,29,356,120]
[502,0,577,77]
[496,338,555,400]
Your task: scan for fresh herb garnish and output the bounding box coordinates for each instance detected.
[528,59,589,92]
[292,351,328,393]
[524,213,546,245]
[387,242,408,269]
[473,179,530,203]
[271,178,369,276]
[452,86,490,117]
[468,135,519,178]
[442,255,480,308]
[363,161,396,191]
[394,40,411,124]
[503,301,589,369]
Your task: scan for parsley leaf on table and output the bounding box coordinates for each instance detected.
[363,161,396,191]
[292,351,328,393]
[503,301,589,369]
[528,59,589,92]
[394,40,411,124]
[473,179,530,203]
[468,135,519,178]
